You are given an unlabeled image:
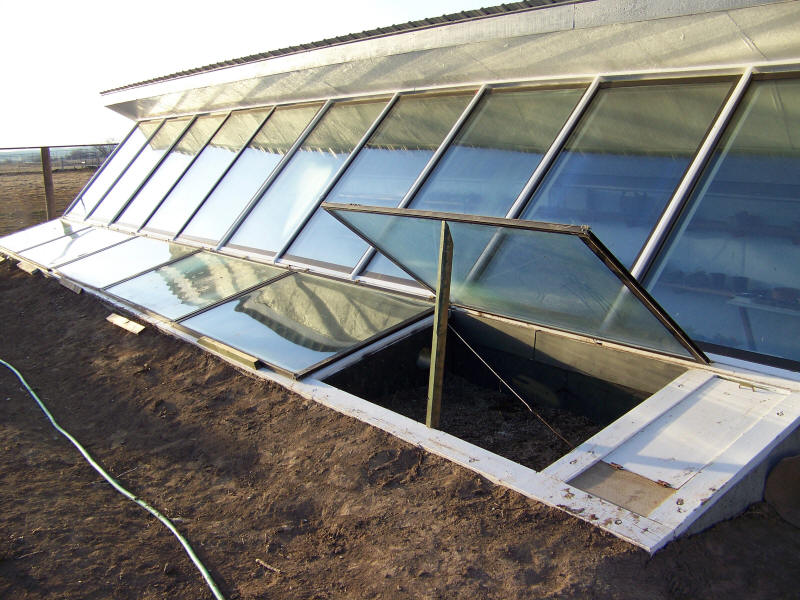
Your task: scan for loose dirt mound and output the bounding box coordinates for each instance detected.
[0,261,798,599]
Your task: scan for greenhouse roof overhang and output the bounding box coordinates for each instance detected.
[4,0,800,552]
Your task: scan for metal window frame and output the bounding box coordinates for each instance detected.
[323,201,708,364]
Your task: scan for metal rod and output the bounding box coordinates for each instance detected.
[630,68,753,281]
[40,147,55,220]
[426,221,453,429]
[215,100,333,250]
[273,93,400,261]
[350,85,489,279]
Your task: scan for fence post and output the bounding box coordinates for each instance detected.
[426,220,453,429]
[40,147,55,220]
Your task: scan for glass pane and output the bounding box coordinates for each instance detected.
[88,118,192,224]
[226,99,387,255]
[56,237,196,288]
[107,252,284,320]
[0,219,88,253]
[180,272,430,374]
[115,114,227,230]
[521,81,733,267]
[363,86,587,281]
[329,207,696,359]
[19,227,131,268]
[143,108,271,236]
[67,121,162,220]
[178,104,321,244]
[284,92,473,271]
[648,78,800,364]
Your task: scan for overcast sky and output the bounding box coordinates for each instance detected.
[0,0,491,148]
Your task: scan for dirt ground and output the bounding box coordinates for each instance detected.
[1,258,800,598]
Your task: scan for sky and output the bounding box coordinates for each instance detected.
[0,0,494,148]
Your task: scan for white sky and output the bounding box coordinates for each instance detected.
[0,0,491,148]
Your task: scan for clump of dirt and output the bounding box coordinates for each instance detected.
[1,260,799,599]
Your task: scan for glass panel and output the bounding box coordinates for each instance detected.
[143,108,271,236]
[180,272,431,374]
[363,85,587,281]
[329,207,696,359]
[56,237,195,288]
[284,92,473,271]
[648,78,800,364]
[88,118,192,224]
[226,99,387,255]
[115,114,226,230]
[0,219,88,253]
[178,104,321,244]
[107,252,284,320]
[520,81,733,267]
[19,227,131,268]
[67,121,162,220]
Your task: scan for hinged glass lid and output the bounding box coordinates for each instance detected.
[323,202,707,362]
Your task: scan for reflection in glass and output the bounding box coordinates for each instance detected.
[329,208,695,359]
[108,252,284,320]
[88,118,192,224]
[67,121,162,220]
[115,114,227,230]
[226,99,387,255]
[180,272,430,374]
[648,78,800,364]
[19,227,131,268]
[363,86,586,281]
[178,104,321,244]
[521,81,732,267]
[0,219,88,253]
[284,92,473,271]
[56,237,196,288]
[143,108,271,236]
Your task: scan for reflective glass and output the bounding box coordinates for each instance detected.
[521,81,733,267]
[116,114,226,230]
[88,118,192,224]
[19,227,131,268]
[0,219,88,253]
[67,121,162,220]
[648,78,800,364]
[226,99,387,255]
[180,272,431,374]
[107,252,284,320]
[178,104,321,244]
[284,92,473,271]
[143,108,271,236]
[56,237,196,288]
[328,207,696,359]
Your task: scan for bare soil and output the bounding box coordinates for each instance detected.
[1,257,799,599]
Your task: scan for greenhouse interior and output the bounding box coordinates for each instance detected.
[2,0,800,552]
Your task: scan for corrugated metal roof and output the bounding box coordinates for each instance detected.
[102,0,574,94]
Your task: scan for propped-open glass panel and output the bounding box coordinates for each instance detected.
[56,237,196,289]
[520,80,734,267]
[107,252,285,320]
[363,85,587,283]
[283,91,474,272]
[226,99,387,256]
[180,272,432,376]
[177,103,321,245]
[19,227,131,269]
[325,204,705,361]
[115,114,227,230]
[0,219,89,254]
[88,118,192,224]
[648,77,800,366]
[67,120,163,220]
[142,108,272,237]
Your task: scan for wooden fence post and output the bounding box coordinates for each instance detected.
[426,220,453,429]
[40,147,55,220]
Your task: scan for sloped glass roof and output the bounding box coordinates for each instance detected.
[0,219,88,254]
[19,227,132,269]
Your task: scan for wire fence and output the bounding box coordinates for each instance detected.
[0,144,116,236]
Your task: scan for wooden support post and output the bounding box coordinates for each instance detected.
[426,221,453,429]
[40,147,55,220]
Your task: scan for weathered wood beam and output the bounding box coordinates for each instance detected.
[426,220,453,429]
